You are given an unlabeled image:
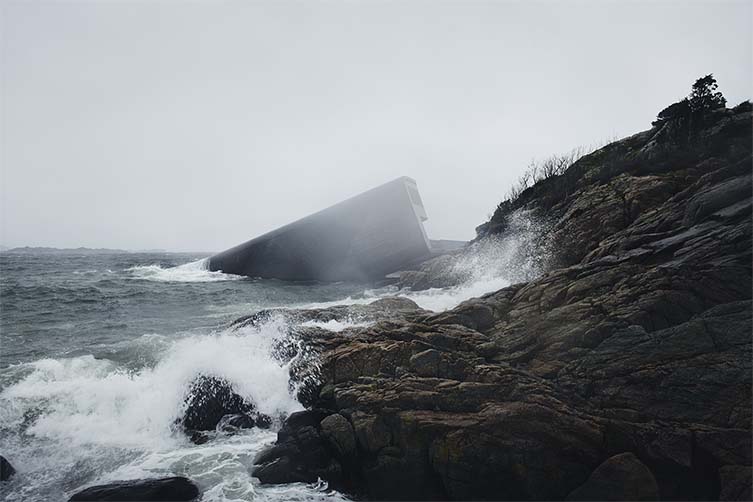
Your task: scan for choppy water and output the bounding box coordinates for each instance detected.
[0,219,547,501]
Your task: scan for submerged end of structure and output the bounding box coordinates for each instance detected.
[209,177,456,282]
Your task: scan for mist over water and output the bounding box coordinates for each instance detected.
[0,214,549,501]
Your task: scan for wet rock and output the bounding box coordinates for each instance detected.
[179,375,271,436]
[0,455,15,481]
[565,453,659,501]
[320,414,356,458]
[253,409,360,491]
[189,431,209,445]
[254,420,339,485]
[68,477,199,501]
[367,297,421,311]
[218,412,272,432]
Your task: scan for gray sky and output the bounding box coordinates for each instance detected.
[2,0,751,252]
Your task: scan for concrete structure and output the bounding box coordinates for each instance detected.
[209,177,445,282]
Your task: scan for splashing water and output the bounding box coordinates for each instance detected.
[0,209,553,501]
[301,209,552,312]
[298,319,373,332]
[0,318,307,501]
[126,258,243,283]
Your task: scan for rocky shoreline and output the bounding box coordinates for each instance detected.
[6,93,747,502]
[250,102,752,500]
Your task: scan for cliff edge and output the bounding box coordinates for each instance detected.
[250,98,752,500]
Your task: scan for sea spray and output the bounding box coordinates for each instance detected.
[300,209,553,312]
[0,212,554,500]
[0,317,307,501]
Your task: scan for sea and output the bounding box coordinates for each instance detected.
[0,225,543,501]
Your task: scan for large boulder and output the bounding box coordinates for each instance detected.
[253,410,355,491]
[320,413,357,459]
[179,375,271,438]
[0,455,15,481]
[565,453,659,501]
[68,477,199,501]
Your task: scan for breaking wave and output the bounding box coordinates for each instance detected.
[0,210,554,501]
[0,318,311,501]
[126,258,243,283]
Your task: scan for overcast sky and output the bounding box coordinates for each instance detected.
[1,0,751,251]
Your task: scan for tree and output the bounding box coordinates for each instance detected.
[652,74,727,129]
[689,74,726,113]
[652,98,690,126]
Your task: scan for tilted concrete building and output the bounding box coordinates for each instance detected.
[208,177,463,282]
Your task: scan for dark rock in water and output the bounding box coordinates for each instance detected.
[366,296,421,311]
[68,477,199,501]
[230,309,277,329]
[566,453,659,501]
[181,375,252,431]
[253,409,352,490]
[189,431,209,445]
[218,412,272,432]
[1,455,15,481]
[180,375,271,436]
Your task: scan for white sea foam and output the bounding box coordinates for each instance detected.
[395,211,550,311]
[126,258,242,283]
[395,276,512,312]
[0,210,551,501]
[0,319,309,501]
[299,296,376,310]
[299,319,373,332]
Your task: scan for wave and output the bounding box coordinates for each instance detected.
[126,258,243,283]
[0,210,554,500]
[0,319,306,501]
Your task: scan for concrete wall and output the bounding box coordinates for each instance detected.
[208,177,432,282]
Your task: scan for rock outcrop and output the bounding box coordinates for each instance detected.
[179,375,271,443]
[252,103,752,500]
[68,477,199,501]
[565,452,659,501]
[0,455,15,481]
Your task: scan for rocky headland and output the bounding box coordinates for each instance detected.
[56,84,752,502]
[249,97,752,500]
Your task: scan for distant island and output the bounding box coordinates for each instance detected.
[0,247,169,255]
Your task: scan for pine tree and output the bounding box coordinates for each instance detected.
[689,74,727,113]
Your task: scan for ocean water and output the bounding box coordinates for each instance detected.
[0,220,547,501]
